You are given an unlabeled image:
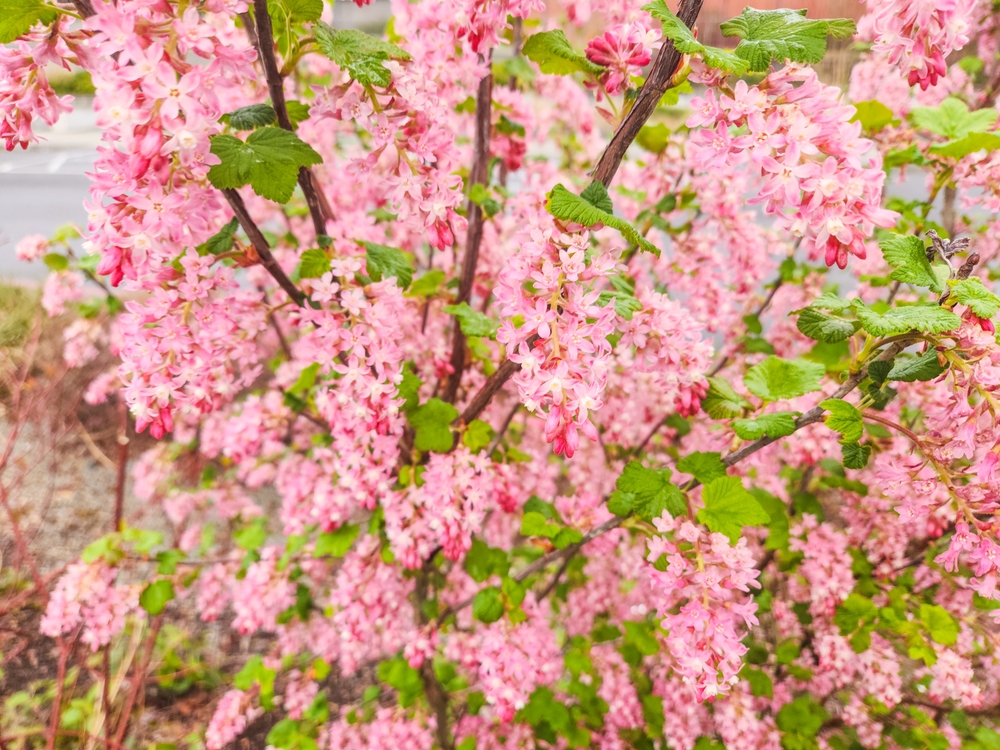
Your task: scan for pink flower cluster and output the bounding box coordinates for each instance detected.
[40,561,137,651]
[859,0,978,89]
[117,251,266,438]
[0,33,74,151]
[788,515,855,616]
[688,68,896,269]
[205,689,261,750]
[474,598,562,721]
[643,513,761,701]
[82,1,256,286]
[585,22,659,97]
[495,207,623,456]
[384,447,519,568]
[326,707,433,750]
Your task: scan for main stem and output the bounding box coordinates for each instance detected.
[252,0,333,238]
[444,62,494,405]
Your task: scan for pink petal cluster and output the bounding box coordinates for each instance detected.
[384,447,519,568]
[205,689,261,750]
[326,707,434,750]
[688,67,897,269]
[40,561,136,651]
[495,207,624,456]
[474,598,562,721]
[0,34,74,151]
[859,0,978,90]
[585,22,659,96]
[643,513,761,701]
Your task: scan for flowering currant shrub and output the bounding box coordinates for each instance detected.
[8,0,1000,747]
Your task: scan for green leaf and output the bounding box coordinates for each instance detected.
[697,476,770,543]
[851,100,899,132]
[363,241,413,289]
[597,274,642,320]
[744,356,824,402]
[442,302,497,337]
[615,460,686,520]
[464,538,509,583]
[732,411,799,440]
[642,0,749,73]
[879,233,943,292]
[288,362,320,397]
[208,127,322,204]
[833,593,877,635]
[930,132,1000,158]
[852,301,962,337]
[553,527,584,549]
[911,97,997,140]
[886,349,947,382]
[156,549,184,575]
[521,512,558,539]
[0,0,57,44]
[920,603,958,646]
[314,24,411,87]
[819,399,863,443]
[224,103,278,131]
[810,293,853,311]
[842,442,871,469]
[269,0,322,23]
[201,217,240,256]
[234,518,268,550]
[139,580,175,616]
[776,696,829,737]
[315,524,359,557]
[286,101,311,128]
[606,491,634,517]
[472,586,504,623]
[546,183,660,256]
[408,269,446,298]
[702,376,750,419]
[752,489,790,551]
[742,666,773,698]
[796,307,858,343]
[949,277,1000,318]
[719,8,856,72]
[408,398,459,453]
[299,248,331,279]
[42,253,69,271]
[676,452,726,484]
[522,29,605,76]
[636,123,671,154]
[463,419,494,452]
[623,620,660,656]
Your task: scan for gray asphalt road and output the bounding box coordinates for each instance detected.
[0,107,97,281]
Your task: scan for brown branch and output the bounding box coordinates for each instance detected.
[456,355,521,425]
[591,0,705,186]
[413,563,455,750]
[456,4,704,421]
[252,0,332,238]
[444,64,494,404]
[719,340,909,471]
[222,188,306,306]
[70,0,95,17]
[113,401,127,531]
[441,336,919,624]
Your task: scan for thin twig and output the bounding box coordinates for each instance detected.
[252,0,332,237]
[113,400,127,531]
[223,188,306,306]
[591,0,705,186]
[486,401,521,454]
[444,63,494,404]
